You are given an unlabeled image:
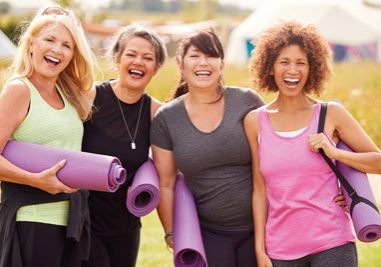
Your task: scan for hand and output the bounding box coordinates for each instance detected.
[32,159,78,194]
[164,231,174,249]
[308,133,337,159]
[256,251,273,267]
[334,188,349,212]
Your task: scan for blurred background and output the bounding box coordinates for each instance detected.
[1,0,381,266]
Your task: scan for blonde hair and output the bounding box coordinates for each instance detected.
[6,5,96,120]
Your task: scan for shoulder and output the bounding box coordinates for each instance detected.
[225,86,265,106]
[150,96,162,120]
[1,79,30,103]
[155,96,184,116]
[325,100,348,119]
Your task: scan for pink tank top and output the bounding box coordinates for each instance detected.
[258,103,355,260]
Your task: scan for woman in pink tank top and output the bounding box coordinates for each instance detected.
[244,21,381,267]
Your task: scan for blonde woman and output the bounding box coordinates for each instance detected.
[0,5,95,267]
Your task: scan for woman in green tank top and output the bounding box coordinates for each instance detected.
[0,4,95,267]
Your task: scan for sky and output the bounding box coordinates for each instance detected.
[7,0,263,10]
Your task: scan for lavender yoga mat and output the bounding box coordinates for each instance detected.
[174,174,208,267]
[337,142,381,242]
[126,159,160,217]
[2,140,126,192]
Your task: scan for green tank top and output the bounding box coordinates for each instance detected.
[13,77,83,226]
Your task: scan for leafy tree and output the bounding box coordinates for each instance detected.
[0,1,10,14]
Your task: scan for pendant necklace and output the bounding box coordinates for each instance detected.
[116,95,144,150]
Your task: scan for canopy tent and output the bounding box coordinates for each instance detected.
[0,29,16,59]
[225,0,381,65]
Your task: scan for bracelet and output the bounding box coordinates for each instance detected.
[164,231,173,245]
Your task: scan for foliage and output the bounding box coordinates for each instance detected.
[0,1,10,14]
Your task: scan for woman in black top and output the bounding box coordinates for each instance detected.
[82,24,167,267]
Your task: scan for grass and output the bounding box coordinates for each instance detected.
[137,211,381,267]
[1,59,381,266]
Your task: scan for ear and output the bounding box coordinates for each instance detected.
[176,57,184,75]
[29,39,35,54]
[220,60,225,73]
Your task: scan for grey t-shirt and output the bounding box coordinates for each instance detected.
[150,86,264,231]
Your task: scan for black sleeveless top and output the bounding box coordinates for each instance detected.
[82,81,151,236]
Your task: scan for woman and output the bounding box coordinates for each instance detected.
[244,21,381,267]
[150,28,264,267]
[81,24,167,267]
[0,5,95,267]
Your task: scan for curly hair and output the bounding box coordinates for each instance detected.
[249,20,332,96]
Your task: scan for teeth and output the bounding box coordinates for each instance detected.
[284,78,299,83]
[195,71,211,75]
[45,56,60,63]
[130,69,144,75]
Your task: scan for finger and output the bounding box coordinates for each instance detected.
[62,185,79,193]
[51,159,67,173]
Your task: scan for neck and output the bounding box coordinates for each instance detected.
[111,79,144,104]
[28,73,57,93]
[272,94,314,112]
[187,87,223,105]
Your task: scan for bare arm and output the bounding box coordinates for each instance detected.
[244,111,272,267]
[309,102,381,173]
[150,97,162,121]
[151,144,177,247]
[0,80,77,194]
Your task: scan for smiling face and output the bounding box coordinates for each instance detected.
[29,23,74,79]
[180,44,224,91]
[116,37,157,91]
[272,44,310,97]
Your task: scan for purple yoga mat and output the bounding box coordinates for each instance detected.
[337,142,381,242]
[126,159,160,217]
[2,140,126,192]
[174,174,208,267]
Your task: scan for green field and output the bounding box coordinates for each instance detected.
[1,59,381,266]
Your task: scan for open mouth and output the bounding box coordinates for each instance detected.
[284,77,300,86]
[44,55,60,66]
[195,71,211,76]
[129,69,145,78]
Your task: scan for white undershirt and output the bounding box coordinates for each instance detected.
[275,127,307,137]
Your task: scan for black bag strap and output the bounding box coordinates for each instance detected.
[318,102,379,215]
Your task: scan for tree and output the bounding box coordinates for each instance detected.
[0,1,10,14]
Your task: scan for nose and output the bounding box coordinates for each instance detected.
[133,55,143,65]
[51,44,63,54]
[198,55,208,66]
[287,63,299,74]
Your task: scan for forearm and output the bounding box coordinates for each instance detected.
[157,186,175,234]
[334,148,381,174]
[0,155,36,185]
[253,186,268,256]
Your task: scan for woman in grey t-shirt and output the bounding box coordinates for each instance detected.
[150,28,264,267]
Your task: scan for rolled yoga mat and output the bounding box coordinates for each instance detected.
[174,173,208,267]
[337,142,381,242]
[126,158,160,217]
[2,140,126,192]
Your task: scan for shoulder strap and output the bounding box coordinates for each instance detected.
[318,102,379,215]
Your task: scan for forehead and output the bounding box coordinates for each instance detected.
[278,44,307,58]
[36,22,74,41]
[122,37,155,53]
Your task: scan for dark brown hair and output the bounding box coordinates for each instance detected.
[168,28,224,100]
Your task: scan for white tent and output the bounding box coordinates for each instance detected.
[0,29,16,59]
[225,0,381,65]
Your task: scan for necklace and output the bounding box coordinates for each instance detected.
[116,95,144,150]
